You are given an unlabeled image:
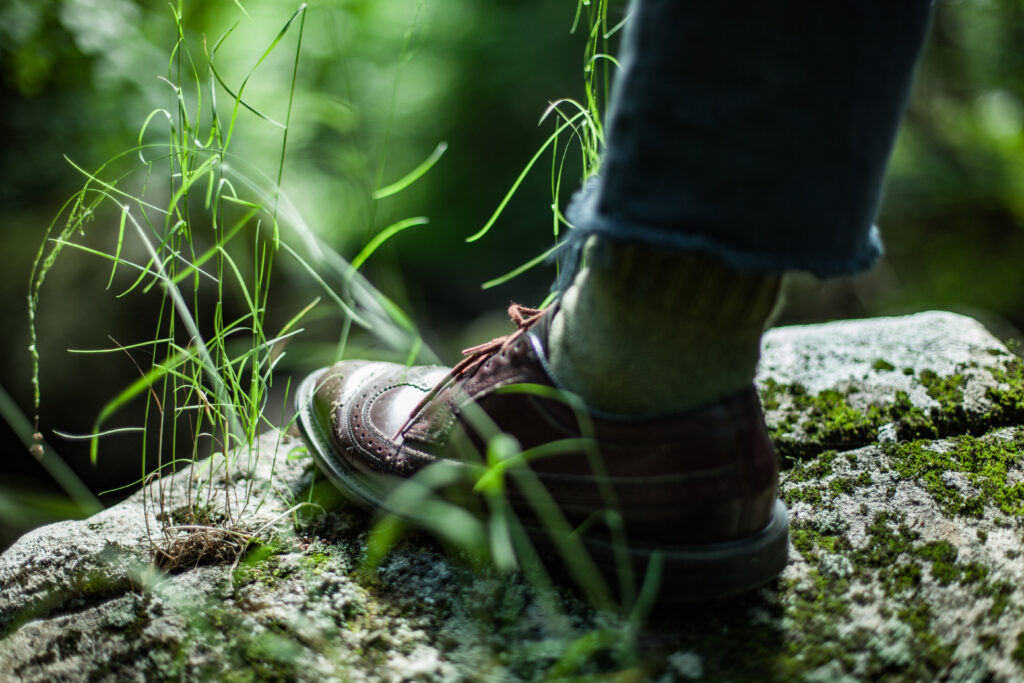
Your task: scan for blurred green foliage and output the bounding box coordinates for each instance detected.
[1,0,1023,546]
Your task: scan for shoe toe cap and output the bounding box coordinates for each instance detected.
[311,360,450,469]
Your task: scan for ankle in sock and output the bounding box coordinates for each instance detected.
[548,237,780,415]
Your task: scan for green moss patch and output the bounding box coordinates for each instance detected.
[233,538,294,589]
[761,380,885,459]
[918,370,966,417]
[782,450,875,507]
[884,430,1024,518]
[1013,630,1024,665]
[779,508,975,679]
[987,356,1024,425]
[780,504,1018,681]
[763,354,1024,461]
[796,508,1016,623]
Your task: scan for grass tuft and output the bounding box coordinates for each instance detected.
[28,1,431,569]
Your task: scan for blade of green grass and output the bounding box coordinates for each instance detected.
[466,113,586,243]
[350,217,430,271]
[372,142,448,200]
[481,243,559,290]
[105,205,129,289]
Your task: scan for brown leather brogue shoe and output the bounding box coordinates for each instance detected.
[296,304,789,602]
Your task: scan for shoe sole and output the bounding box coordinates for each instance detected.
[573,499,789,603]
[295,370,790,604]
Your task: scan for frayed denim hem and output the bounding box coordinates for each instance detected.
[552,178,884,292]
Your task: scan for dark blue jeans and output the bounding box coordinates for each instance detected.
[566,0,934,279]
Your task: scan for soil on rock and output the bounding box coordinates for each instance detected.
[2,311,1024,681]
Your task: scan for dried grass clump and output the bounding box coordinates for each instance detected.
[153,525,253,572]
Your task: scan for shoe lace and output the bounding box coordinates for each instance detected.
[451,303,546,377]
[394,303,547,440]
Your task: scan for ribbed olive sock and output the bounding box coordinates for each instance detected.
[548,238,780,415]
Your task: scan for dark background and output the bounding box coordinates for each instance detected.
[2,0,1023,549]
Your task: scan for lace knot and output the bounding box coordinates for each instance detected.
[452,303,545,377]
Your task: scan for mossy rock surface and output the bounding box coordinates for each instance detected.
[758,311,1024,460]
[2,311,1024,681]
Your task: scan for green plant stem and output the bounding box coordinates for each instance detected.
[0,384,102,514]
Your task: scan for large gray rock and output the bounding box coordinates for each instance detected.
[2,311,1023,681]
